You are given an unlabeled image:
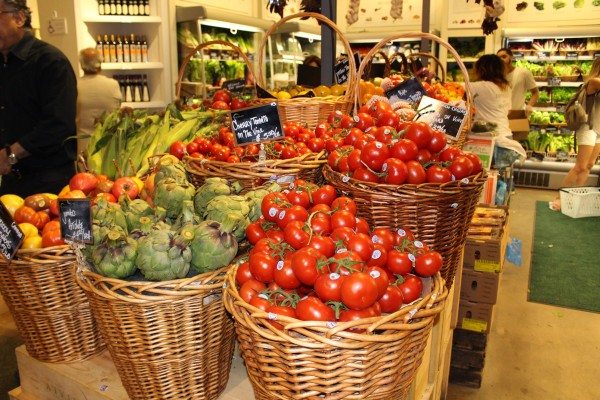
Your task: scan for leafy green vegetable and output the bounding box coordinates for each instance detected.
[552,0,566,8]
[594,0,600,6]
[534,1,545,9]
[573,0,584,7]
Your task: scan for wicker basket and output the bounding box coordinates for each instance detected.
[175,39,256,100]
[224,264,447,400]
[0,246,104,363]
[323,165,487,288]
[185,149,326,192]
[407,52,447,82]
[257,12,356,130]
[75,262,235,400]
[356,32,475,147]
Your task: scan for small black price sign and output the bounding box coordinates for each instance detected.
[548,77,562,87]
[231,102,284,146]
[414,95,468,140]
[0,202,24,260]
[513,52,524,60]
[256,85,276,99]
[385,77,427,106]
[334,58,350,84]
[537,51,549,59]
[58,199,93,244]
[222,79,246,93]
[565,52,578,60]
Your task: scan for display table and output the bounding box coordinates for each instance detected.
[8,280,459,400]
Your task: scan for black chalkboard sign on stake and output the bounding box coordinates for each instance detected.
[0,201,24,260]
[334,58,350,84]
[58,199,93,244]
[385,77,427,106]
[414,95,468,141]
[222,79,246,93]
[231,102,285,146]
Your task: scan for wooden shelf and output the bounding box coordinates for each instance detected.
[102,62,163,70]
[83,15,161,23]
[122,100,165,109]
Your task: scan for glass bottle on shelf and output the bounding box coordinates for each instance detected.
[123,34,130,63]
[103,0,111,15]
[135,75,143,102]
[109,34,117,63]
[116,0,122,15]
[125,76,133,102]
[133,34,142,62]
[142,74,149,101]
[131,0,139,16]
[116,35,123,63]
[141,36,148,62]
[102,34,111,63]
[109,0,116,15]
[98,0,105,15]
[96,35,103,55]
[143,0,150,16]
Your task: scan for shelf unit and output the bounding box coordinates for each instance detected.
[74,0,171,109]
[438,29,495,83]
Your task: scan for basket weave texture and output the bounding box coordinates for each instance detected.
[185,150,326,193]
[0,246,104,363]
[257,12,356,130]
[224,265,447,400]
[323,165,486,288]
[76,264,235,400]
[560,187,600,218]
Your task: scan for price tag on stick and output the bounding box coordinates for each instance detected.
[59,199,93,244]
[231,102,284,146]
[385,77,428,106]
[414,95,468,141]
[222,79,246,93]
[334,59,350,85]
[0,202,24,260]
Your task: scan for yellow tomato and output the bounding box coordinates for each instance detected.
[58,185,71,197]
[21,235,43,250]
[41,193,58,201]
[18,223,39,239]
[313,85,331,97]
[277,91,292,100]
[0,194,24,217]
[330,84,346,96]
[131,176,144,192]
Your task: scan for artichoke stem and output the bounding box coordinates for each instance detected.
[219,214,239,234]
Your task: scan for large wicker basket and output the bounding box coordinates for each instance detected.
[75,262,235,400]
[224,264,447,400]
[356,32,475,147]
[257,12,357,130]
[0,246,104,363]
[323,166,486,288]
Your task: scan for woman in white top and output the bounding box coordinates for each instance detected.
[553,58,600,210]
[471,54,526,163]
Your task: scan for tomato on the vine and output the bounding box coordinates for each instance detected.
[296,296,335,321]
[386,250,414,275]
[450,156,474,179]
[235,261,254,286]
[399,274,423,304]
[249,252,278,283]
[390,139,419,162]
[341,272,380,310]
[273,258,302,289]
[414,251,443,277]
[239,279,267,304]
[378,285,404,313]
[360,141,390,172]
[404,122,433,149]
[426,165,453,183]
[314,272,346,302]
[406,160,427,184]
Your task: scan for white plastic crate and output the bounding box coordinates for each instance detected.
[559,187,600,218]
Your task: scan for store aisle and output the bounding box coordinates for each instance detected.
[447,188,600,400]
[1,188,598,400]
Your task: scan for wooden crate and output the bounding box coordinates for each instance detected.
[451,348,485,370]
[449,365,483,388]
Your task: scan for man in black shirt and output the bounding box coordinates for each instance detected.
[0,0,77,197]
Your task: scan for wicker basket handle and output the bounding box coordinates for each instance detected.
[407,52,446,83]
[362,51,391,80]
[257,12,356,100]
[175,40,256,100]
[389,52,411,76]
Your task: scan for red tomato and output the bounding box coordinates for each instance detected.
[283,220,310,249]
[373,126,396,144]
[315,122,331,137]
[112,177,139,200]
[331,210,356,230]
[330,227,355,244]
[341,272,380,310]
[91,192,116,205]
[250,296,272,311]
[382,158,408,185]
[366,266,390,298]
[314,272,346,302]
[246,221,267,245]
[219,129,235,147]
[291,247,326,286]
[354,217,370,235]
[286,190,311,209]
[355,112,375,131]
[307,137,325,153]
[343,128,366,147]
[329,251,365,275]
[353,167,379,183]
[406,160,427,184]
[463,152,483,174]
[399,274,423,304]
[331,196,357,215]
[414,251,443,277]
[235,262,254,286]
[360,141,390,172]
[230,97,248,110]
[367,243,388,268]
[211,100,230,110]
[312,185,336,206]
[296,296,335,321]
[212,89,232,104]
[169,141,186,160]
[346,233,375,263]
[239,279,266,304]
[308,235,336,258]
[404,122,434,149]
[451,156,474,179]
[371,228,396,251]
[194,137,212,154]
[390,138,419,162]
[185,141,200,155]
[416,148,432,164]
[261,192,289,223]
[378,285,404,313]
[249,252,278,283]
[266,305,297,330]
[376,111,400,128]
[273,258,302,289]
[277,205,309,230]
[440,146,462,162]
[69,172,98,195]
[309,214,332,236]
[347,149,362,171]
[428,130,447,153]
[386,250,414,275]
[426,165,453,183]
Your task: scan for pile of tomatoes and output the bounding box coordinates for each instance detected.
[323,101,483,185]
[235,180,443,325]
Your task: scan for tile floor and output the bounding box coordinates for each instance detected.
[1,188,599,400]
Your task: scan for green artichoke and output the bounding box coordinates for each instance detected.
[153,178,196,220]
[172,200,201,230]
[153,155,188,186]
[136,229,192,281]
[91,229,138,279]
[92,198,128,232]
[119,196,154,231]
[83,223,126,262]
[203,195,252,241]
[193,177,242,216]
[185,219,238,273]
[245,183,281,221]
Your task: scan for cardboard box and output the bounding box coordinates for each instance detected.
[464,206,510,272]
[453,328,488,352]
[449,365,483,388]
[508,109,530,137]
[456,299,495,334]
[460,269,500,304]
[451,347,486,370]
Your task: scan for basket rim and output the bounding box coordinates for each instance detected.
[0,245,74,265]
[224,264,447,348]
[322,164,488,195]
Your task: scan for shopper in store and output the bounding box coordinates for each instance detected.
[0,0,77,197]
[77,47,121,158]
[552,58,600,210]
[471,54,526,166]
[497,47,540,115]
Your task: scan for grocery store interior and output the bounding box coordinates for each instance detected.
[1,0,600,399]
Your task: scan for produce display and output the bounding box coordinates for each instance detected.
[521,130,575,153]
[235,180,442,322]
[514,59,592,79]
[529,110,565,125]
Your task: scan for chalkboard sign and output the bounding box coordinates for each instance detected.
[231,102,284,146]
[368,62,386,79]
[222,79,246,93]
[297,64,321,88]
[385,77,427,106]
[256,85,276,99]
[565,52,579,60]
[513,52,524,60]
[334,59,350,84]
[414,95,468,140]
[548,77,562,87]
[0,202,24,260]
[58,199,93,244]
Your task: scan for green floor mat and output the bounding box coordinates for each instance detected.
[528,201,600,313]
